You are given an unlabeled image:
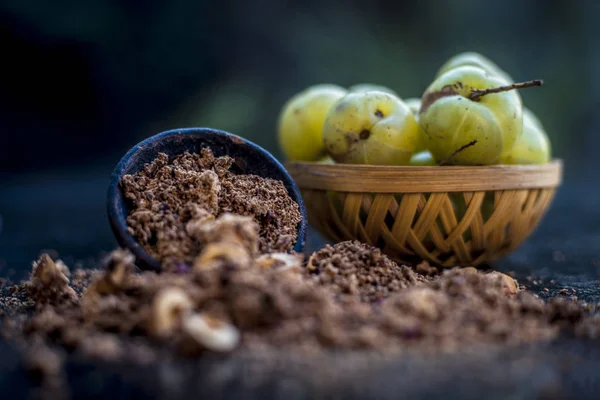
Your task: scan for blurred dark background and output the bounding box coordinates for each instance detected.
[1,0,599,273]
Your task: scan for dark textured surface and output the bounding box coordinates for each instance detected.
[1,169,600,398]
[107,127,308,271]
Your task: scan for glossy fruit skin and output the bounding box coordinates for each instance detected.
[419,66,523,165]
[522,107,543,129]
[316,154,335,164]
[404,98,421,116]
[277,84,347,161]
[409,150,436,166]
[404,97,428,152]
[436,52,513,83]
[501,108,551,164]
[349,84,398,96]
[323,91,420,165]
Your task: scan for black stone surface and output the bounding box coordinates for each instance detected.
[1,168,600,398]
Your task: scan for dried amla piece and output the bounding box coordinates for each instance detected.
[184,205,216,239]
[85,249,136,296]
[102,249,136,288]
[192,213,261,271]
[149,287,193,338]
[255,252,304,273]
[197,213,260,255]
[193,241,252,271]
[32,254,70,287]
[447,267,519,296]
[458,267,479,275]
[384,287,447,321]
[29,254,77,305]
[181,313,240,353]
[485,271,519,295]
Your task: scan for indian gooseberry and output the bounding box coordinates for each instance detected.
[404,97,422,116]
[409,150,436,166]
[500,108,551,165]
[323,91,420,165]
[349,83,398,96]
[523,107,543,129]
[404,97,428,152]
[419,66,542,165]
[316,154,336,164]
[436,51,513,83]
[277,84,347,161]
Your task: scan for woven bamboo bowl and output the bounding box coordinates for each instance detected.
[286,160,563,268]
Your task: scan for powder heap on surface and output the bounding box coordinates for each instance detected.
[306,241,429,303]
[2,236,600,367]
[120,148,302,270]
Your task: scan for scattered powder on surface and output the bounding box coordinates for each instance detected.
[2,237,599,368]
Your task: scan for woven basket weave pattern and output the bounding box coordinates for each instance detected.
[288,161,562,267]
[303,188,555,267]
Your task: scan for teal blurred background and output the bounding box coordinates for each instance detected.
[1,0,600,271]
[1,0,599,174]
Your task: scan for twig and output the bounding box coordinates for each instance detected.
[469,80,543,101]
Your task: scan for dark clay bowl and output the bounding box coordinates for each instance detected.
[107,127,308,271]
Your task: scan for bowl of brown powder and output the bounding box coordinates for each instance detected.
[107,127,307,271]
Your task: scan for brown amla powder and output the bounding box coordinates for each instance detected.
[306,241,430,303]
[3,232,600,367]
[120,148,302,269]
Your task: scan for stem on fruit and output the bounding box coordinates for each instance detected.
[437,140,478,166]
[468,80,543,101]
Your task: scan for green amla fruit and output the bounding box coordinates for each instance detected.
[501,108,551,165]
[409,150,436,166]
[404,97,428,152]
[348,83,398,96]
[436,51,513,83]
[316,155,336,164]
[323,91,420,165]
[404,97,422,116]
[277,84,347,161]
[419,66,537,165]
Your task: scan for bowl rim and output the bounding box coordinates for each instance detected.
[286,159,563,193]
[107,127,308,271]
